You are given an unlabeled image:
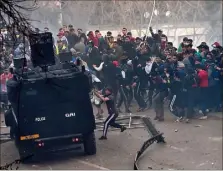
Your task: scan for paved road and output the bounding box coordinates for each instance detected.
[0,105,222,170]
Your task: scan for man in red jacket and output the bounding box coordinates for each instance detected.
[0,70,13,105]
[87,31,99,48]
[196,64,209,119]
[0,70,13,93]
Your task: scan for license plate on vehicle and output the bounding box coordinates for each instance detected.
[20,134,39,140]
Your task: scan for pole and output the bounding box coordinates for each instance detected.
[59,0,63,27]
[146,0,156,36]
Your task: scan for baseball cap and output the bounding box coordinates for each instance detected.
[197,42,207,48]
[212,42,221,48]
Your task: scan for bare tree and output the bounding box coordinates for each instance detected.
[0,0,37,37]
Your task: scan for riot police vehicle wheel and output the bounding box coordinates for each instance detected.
[83,132,96,155]
[15,139,35,163]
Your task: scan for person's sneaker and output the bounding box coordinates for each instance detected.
[147,103,152,109]
[154,116,159,120]
[136,108,143,112]
[121,126,127,132]
[141,107,148,112]
[157,118,164,122]
[199,116,207,120]
[175,117,183,122]
[96,114,103,119]
[214,107,221,112]
[117,108,122,113]
[99,136,107,140]
[185,119,190,123]
[125,109,132,113]
[198,110,204,114]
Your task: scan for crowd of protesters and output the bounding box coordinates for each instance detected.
[0,24,223,123]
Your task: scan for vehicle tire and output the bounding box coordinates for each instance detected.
[18,146,36,164]
[83,132,96,155]
[14,133,34,163]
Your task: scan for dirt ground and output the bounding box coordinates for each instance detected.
[0,104,222,170]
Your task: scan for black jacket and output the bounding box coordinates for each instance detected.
[67,33,79,49]
[122,42,136,60]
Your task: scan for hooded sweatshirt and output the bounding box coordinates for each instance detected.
[198,69,208,87]
[88,34,99,47]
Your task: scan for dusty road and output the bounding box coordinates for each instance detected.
[0,105,222,170]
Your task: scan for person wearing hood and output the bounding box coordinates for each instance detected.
[96,32,107,53]
[0,69,13,94]
[87,31,99,48]
[195,64,209,119]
